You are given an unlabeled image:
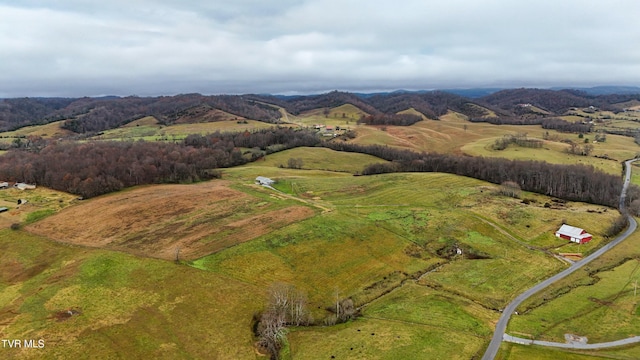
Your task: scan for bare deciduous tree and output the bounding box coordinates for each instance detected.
[499,181,521,198]
[257,283,311,359]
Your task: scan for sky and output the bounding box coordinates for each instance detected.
[1,0,640,97]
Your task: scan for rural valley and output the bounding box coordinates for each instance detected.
[3,88,640,359]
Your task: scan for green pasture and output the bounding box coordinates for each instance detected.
[510,259,640,342]
[287,317,486,360]
[91,120,276,141]
[290,104,364,129]
[0,229,262,360]
[364,282,494,337]
[249,146,387,174]
[500,343,618,360]
[461,135,634,175]
[508,224,640,347]
[199,170,614,327]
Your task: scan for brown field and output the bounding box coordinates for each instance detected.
[26,181,315,260]
[0,120,73,139]
[174,108,246,124]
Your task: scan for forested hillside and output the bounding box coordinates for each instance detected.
[2,89,640,134]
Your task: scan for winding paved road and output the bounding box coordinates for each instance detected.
[482,159,639,360]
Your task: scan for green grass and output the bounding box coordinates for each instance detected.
[499,343,617,360]
[249,146,387,174]
[287,317,487,360]
[0,229,263,360]
[510,232,640,343]
[364,283,493,337]
[0,144,629,359]
[91,120,276,141]
[24,209,56,223]
[461,137,625,175]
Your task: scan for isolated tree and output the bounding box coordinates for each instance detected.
[287,157,303,169]
[337,298,355,322]
[582,143,594,156]
[499,181,521,198]
[630,199,640,216]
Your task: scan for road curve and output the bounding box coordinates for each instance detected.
[481,159,639,360]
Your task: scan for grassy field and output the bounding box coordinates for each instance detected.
[0,187,77,230]
[461,137,626,175]
[2,108,639,359]
[0,229,263,360]
[193,169,616,357]
[251,146,388,174]
[507,220,640,346]
[283,282,496,359]
[0,120,73,140]
[289,104,365,129]
[499,343,616,360]
[26,181,315,260]
[91,119,277,141]
[339,109,639,175]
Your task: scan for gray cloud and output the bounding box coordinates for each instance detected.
[1,0,639,97]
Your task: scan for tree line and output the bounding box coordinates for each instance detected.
[357,113,422,126]
[469,116,593,134]
[324,142,629,208]
[541,118,593,133]
[0,127,632,207]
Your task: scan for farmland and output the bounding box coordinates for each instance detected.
[26,181,315,260]
[0,229,262,359]
[3,91,640,359]
[0,187,77,230]
[91,118,277,142]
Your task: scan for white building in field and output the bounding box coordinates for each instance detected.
[14,183,36,190]
[255,176,275,186]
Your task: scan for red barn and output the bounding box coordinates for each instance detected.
[555,224,593,244]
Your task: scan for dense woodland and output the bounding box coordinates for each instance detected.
[0,128,319,198]
[3,88,640,134]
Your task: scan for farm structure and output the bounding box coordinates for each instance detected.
[255,176,275,186]
[0,182,8,189]
[555,224,593,244]
[14,183,36,190]
[0,207,8,213]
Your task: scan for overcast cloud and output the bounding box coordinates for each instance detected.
[1,0,639,97]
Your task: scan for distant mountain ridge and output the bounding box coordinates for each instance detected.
[2,87,640,133]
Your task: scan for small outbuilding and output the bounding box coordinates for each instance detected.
[255,176,275,186]
[14,183,36,190]
[555,224,593,244]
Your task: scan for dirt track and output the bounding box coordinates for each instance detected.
[27,181,314,260]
